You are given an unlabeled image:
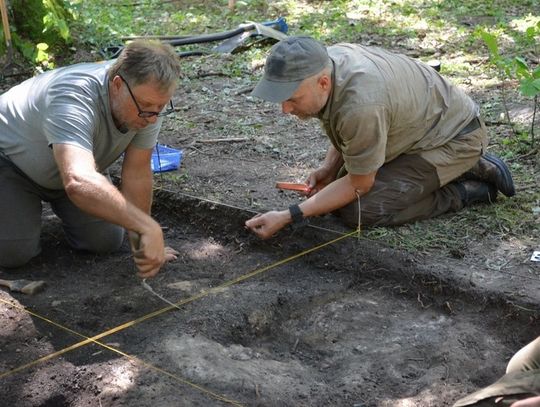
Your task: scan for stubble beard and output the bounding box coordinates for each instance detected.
[110,100,130,133]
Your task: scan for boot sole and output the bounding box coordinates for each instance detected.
[483,153,516,197]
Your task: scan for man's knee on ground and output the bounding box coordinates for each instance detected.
[335,201,399,227]
[0,240,41,268]
[65,227,125,254]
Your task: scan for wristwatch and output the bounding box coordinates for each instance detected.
[288,204,305,224]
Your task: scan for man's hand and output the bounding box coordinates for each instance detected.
[305,145,344,197]
[129,230,179,278]
[245,210,291,239]
[131,224,165,278]
[511,396,540,407]
[306,166,335,197]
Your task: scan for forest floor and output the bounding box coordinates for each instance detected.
[1,8,539,406]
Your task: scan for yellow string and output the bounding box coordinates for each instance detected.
[0,298,242,405]
[0,228,359,404]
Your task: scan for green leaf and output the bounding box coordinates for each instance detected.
[519,78,540,97]
[35,42,50,64]
[514,57,530,79]
[19,42,36,61]
[514,56,529,71]
[57,19,70,41]
[480,31,499,58]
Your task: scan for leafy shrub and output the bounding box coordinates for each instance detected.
[2,0,76,66]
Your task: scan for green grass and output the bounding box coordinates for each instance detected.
[363,192,539,258]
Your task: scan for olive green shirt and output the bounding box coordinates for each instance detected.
[318,43,478,175]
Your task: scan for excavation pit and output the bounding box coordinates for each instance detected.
[0,191,537,407]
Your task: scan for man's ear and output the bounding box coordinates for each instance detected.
[110,75,123,94]
[318,74,331,91]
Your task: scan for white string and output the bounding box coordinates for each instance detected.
[142,278,183,311]
[356,190,361,241]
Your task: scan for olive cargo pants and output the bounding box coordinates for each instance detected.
[335,118,488,227]
[0,153,124,268]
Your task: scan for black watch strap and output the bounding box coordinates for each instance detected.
[289,204,305,224]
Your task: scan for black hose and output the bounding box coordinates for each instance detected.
[120,34,193,41]
[165,24,253,46]
[177,50,210,58]
[101,20,281,59]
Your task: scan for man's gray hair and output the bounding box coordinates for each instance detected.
[109,40,181,91]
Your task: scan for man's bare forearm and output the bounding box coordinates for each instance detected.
[65,170,159,235]
[321,145,344,176]
[300,175,359,218]
[54,144,158,235]
[120,172,153,215]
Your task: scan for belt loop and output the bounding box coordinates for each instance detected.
[457,116,481,137]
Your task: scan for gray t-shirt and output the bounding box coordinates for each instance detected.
[0,61,161,189]
[318,44,478,175]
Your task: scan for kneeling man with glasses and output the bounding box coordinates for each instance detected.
[0,40,181,278]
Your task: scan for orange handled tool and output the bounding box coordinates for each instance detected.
[275,182,312,193]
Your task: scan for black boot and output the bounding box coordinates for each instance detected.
[464,153,515,197]
[456,180,498,207]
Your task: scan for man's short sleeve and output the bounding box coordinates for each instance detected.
[337,105,389,175]
[42,84,97,152]
[130,120,162,150]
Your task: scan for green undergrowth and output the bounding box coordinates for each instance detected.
[70,1,539,86]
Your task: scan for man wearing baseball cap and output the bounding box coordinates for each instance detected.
[245,36,515,239]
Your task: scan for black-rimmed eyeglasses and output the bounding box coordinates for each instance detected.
[118,74,175,118]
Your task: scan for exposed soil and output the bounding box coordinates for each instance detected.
[1,46,540,407]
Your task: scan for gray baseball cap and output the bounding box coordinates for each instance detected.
[252,36,329,103]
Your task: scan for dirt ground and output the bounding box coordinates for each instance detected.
[1,48,539,406]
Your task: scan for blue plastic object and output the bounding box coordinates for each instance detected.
[262,17,288,34]
[151,144,183,173]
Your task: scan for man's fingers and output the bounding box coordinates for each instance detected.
[134,246,176,277]
[164,246,179,262]
[165,246,179,256]
[134,258,162,278]
[248,223,271,239]
[245,214,264,229]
